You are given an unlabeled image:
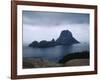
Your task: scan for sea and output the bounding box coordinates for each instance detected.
[23,43,89,62]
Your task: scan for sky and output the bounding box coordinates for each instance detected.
[22,11,90,45]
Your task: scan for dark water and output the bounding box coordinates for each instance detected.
[23,43,89,62]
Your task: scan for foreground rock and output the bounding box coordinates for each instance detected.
[63,59,89,66]
[59,51,89,63]
[29,30,79,48]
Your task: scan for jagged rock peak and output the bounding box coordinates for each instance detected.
[60,30,72,38]
[56,30,79,45]
[51,38,55,42]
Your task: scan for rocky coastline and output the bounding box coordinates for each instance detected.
[23,51,89,68]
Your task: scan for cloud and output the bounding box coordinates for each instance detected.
[22,11,90,44]
[22,11,89,27]
[23,24,89,44]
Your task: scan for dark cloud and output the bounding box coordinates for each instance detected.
[23,10,89,27]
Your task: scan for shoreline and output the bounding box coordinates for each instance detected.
[23,51,89,69]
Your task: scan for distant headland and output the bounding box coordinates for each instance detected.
[29,30,79,48]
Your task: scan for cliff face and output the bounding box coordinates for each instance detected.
[29,30,79,48]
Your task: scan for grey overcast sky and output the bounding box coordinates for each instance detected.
[22,11,90,45]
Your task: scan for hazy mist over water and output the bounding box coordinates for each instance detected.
[22,11,90,45]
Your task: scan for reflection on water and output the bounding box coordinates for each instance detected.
[23,43,89,62]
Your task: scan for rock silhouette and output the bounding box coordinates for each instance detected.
[56,30,79,45]
[29,30,79,48]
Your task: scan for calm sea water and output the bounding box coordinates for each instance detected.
[23,43,89,62]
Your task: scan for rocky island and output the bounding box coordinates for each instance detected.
[29,30,79,48]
